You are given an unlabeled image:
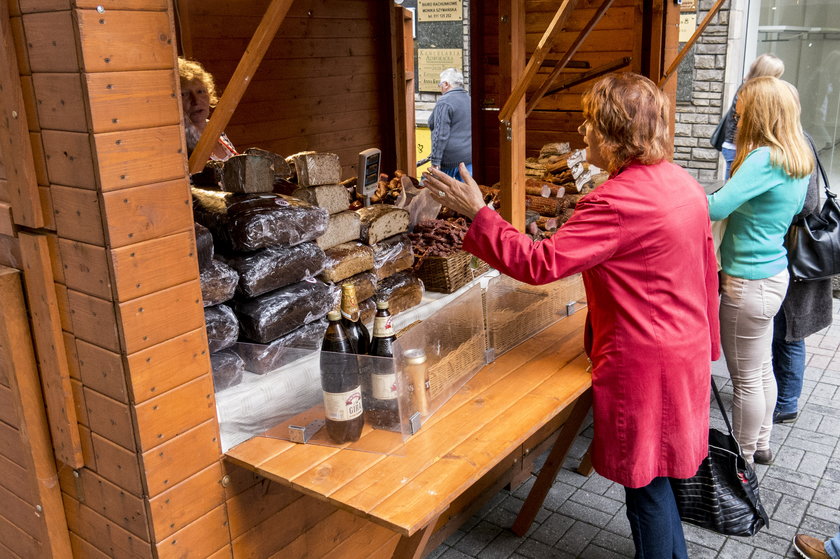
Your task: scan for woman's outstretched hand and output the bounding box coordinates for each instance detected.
[422,163,486,220]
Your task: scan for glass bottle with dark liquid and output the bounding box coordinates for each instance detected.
[320,310,364,443]
[340,284,370,355]
[367,300,400,430]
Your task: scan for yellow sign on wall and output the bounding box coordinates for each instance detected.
[416,126,432,174]
[417,0,462,22]
[418,48,463,92]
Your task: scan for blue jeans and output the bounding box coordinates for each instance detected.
[722,147,736,179]
[440,163,473,180]
[772,311,806,415]
[827,528,840,559]
[625,477,688,559]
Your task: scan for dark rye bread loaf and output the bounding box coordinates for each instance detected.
[204,304,239,353]
[235,279,334,343]
[234,318,328,374]
[244,147,292,181]
[319,242,375,283]
[200,259,238,307]
[192,187,329,251]
[356,205,410,245]
[225,242,326,298]
[221,153,275,194]
[339,271,377,303]
[210,350,245,391]
[371,234,414,280]
[194,222,214,271]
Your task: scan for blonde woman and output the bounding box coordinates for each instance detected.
[178,58,238,162]
[719,54,785,178]
[708,76,813,465]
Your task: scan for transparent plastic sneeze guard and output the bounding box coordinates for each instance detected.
[485,273,587,360]
[214,282,487,454]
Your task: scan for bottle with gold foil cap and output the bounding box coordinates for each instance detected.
[340,284,370,355]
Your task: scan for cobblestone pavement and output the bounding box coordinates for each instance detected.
[429,302,840,559]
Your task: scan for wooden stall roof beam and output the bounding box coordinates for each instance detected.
[497,0,580,123]
[525,0,616,117]
[0,266,73,558]
[187,0,295,174]
[657,0,727,88]
[544,56,633,97]
[0,0,43,228]
[498,0,526,232]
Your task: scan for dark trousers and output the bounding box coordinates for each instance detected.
[624,477,688,559]
[772,310,806,415]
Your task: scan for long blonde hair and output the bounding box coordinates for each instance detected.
[731,76,813,179]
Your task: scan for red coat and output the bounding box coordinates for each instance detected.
[463,161,720,488]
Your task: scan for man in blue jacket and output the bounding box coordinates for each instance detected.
[428,68,472,179]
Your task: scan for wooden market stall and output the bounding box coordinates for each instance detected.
[0,0,686,557]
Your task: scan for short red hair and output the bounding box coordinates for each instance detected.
[581,73,670,173]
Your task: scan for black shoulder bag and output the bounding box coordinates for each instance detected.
[710,108,729,151]
[786,142,840,281]
[670,378,770,537]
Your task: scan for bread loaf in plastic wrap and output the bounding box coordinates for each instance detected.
[200,259,238,307]
[319,242,375,283]
[225,242,326,298]
[236,279,334,343]
[210,350,245,391]
[204,304,239,352]
[375,271,424,315]
[234,318,328,374]
[372,234,414,280]
[194,222,214,271]
[192,187,329,251]
[338,271,377,303]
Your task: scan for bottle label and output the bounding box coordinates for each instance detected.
[373,315,394,337]
[341,309,360,322]
[323,387,363,421]
[372,373,398,400]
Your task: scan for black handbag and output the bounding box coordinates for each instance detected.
[670,379,770,537]
[786,141,840,281]
[710,108,729,151]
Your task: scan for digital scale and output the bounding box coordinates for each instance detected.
[357,148,382,206]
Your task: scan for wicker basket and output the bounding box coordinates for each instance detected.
[415,250,490,293]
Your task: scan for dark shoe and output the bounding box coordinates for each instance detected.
[793,534,830,559]
[774,410,798,424]
[753,449,774,465]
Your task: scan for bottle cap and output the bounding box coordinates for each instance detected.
[376,300,390,310]
[327,310,341,321]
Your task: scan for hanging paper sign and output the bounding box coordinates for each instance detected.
[417,0,462,22]
[418,48,463,92]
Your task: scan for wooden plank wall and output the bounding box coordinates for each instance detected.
[473,0,644,183]
[14,1,230,557]
[181,0,397,178]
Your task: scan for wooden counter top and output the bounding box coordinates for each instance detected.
[225,310,590,552]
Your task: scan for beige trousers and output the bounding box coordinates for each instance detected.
[719,269,789,463]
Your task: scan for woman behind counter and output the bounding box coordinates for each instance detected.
[708,76,812,465]
[178,57,238,163]
[424,73,720,559]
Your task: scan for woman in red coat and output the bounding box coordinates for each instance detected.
[423,73,720,558]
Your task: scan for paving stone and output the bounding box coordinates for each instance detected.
[558,499,615,528]
[749,550,786,559]
[427,545,449,559]
[773,446,805,471]
[764,519,797,542]
[765,466,823,490]
[799,514,839,540]
[581,474,615,496]
[554,521,600,557]
[799,452,830,477]
[440,548,474,559]
[484,506,518,530]
[477,531,524,559]
[590,529,636,556]
[570,488,624,516]
[516,538,572,558]
[444,529,467,547]
[603,507,631,538]
[531,513,575,545]
[717,538,757,558]
[683,523,727,550]
[807,502,840,525]
[453,521,503,557]
[770,495,809,527]
[577,543,630,558]
[542,481,577,512]
[555,467,588,488]
[812,479,840,508]
[794,410,824,432]
[511,476,536,499]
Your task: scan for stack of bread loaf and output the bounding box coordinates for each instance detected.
[192,150,425,388]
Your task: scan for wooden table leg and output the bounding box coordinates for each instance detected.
[577,441,594,476]
[391,513,442,559]
[511,388,592,536]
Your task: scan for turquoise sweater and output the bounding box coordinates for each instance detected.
[707,147,808,279]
